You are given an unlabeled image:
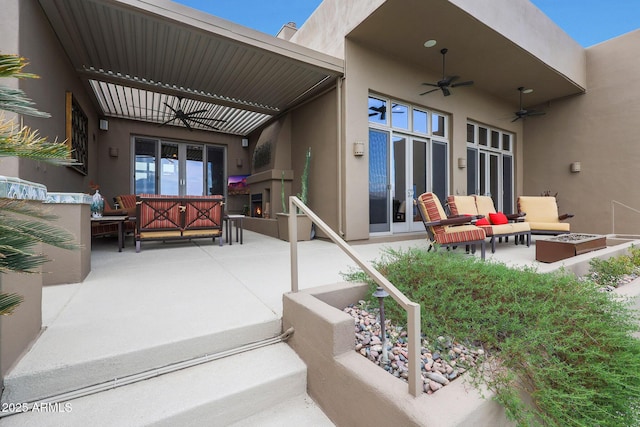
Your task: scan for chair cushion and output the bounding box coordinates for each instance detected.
[115,194,137,210]
[447,195,478,216]
[517,196,561,223]
[527,221,571,232]
[489,212,508,225]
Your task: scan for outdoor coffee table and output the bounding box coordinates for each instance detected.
[535,233,606,263]
[91,215,128,252]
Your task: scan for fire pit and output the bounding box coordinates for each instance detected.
[536,233,607,263]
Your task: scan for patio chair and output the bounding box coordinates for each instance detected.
[517,196,573,236]
[447,195,531,253]
[416,192,486,260]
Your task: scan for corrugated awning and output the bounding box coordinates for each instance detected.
[38,0,344,136]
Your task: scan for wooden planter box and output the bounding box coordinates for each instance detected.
[536,234,606,263]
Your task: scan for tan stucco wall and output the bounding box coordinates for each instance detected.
[523,29,640,235]
[451,0,586,89]
[5,0,100,193]
[290,0,384,57]
[42,204,91,286]
[341,41,526,240]
[0,215,43,382]
[94,118,250,204]
[290,90,340,235]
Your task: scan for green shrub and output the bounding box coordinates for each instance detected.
[344,249,640,427]
[588,245,640,287]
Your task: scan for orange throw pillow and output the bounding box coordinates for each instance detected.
[489,212,508,225]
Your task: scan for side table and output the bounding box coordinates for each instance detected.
[91,215,128,252]
[225,214,244,245]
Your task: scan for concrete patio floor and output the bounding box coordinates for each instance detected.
[4,230,640,409]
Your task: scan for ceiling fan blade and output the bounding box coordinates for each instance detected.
[164,102,178,114]
[511,116,522,122]
[180,117,193,131]
[185,109,209,116]
[445,75,459,85]
[420,88,439,96]
[422,82,439,88]
[451,80,473,87]
[187,117,222,130]
[187,116,227,122]
[159,117,178,127]
[442,87,451,97]
[527,110,546,116]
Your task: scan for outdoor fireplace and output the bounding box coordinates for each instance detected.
[251,193,263,218]
[536,233,607,263]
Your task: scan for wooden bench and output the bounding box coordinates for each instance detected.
[135,194,225,252]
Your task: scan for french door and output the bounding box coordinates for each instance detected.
[467,148,514,214]
[369,130,448,233]
[133,137,225,196]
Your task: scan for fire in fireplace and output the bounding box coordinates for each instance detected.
[251,193,263,218]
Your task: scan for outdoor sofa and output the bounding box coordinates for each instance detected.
[447,195,531,253]
[135,194,225,252]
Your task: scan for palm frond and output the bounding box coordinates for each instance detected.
[0,87,50,118]
[0,117,75,165]
[0,217,79,251]
[0,54,39,79]
[0,199,59,221]
[0,293,24,316]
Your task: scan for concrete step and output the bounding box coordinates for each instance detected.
[228,393,334,427]
[1,318,282,405]
[1,342,329,426]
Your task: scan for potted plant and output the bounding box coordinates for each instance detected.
[277,147,313,241]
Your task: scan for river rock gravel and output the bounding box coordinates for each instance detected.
[344,300,486,394]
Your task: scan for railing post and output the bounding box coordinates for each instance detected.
[407,302,421,397]
[289,196,298,293]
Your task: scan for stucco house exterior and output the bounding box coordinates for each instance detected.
[3,0,640,242]
[2,0,640,403]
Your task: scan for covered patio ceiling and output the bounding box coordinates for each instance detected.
[37,0,344,136]
[348,0,586,109]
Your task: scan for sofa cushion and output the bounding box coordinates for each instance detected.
[447,195,478,216]
[489,212,508,225]
[474,195,497,217]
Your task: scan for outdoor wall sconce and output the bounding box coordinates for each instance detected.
[570,161,581,173]
[457,157,467,169]
[236,158,243,168]
[99,119,109,131]
[108,147,119,158]
[353,141,365,157]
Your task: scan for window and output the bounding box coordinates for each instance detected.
[368,95,450,233]
[466,122,514,213]
[134,137,225,196]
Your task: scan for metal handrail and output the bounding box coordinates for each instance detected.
[288,196,422,397]
[611,200,640,234]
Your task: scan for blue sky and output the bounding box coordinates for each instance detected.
[173,0,640,47]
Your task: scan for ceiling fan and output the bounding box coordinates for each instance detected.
[161,96,226,131]
[420,48,474,96]
[512,87,546,122]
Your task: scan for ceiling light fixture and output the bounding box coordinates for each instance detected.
[423,39,437,48]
